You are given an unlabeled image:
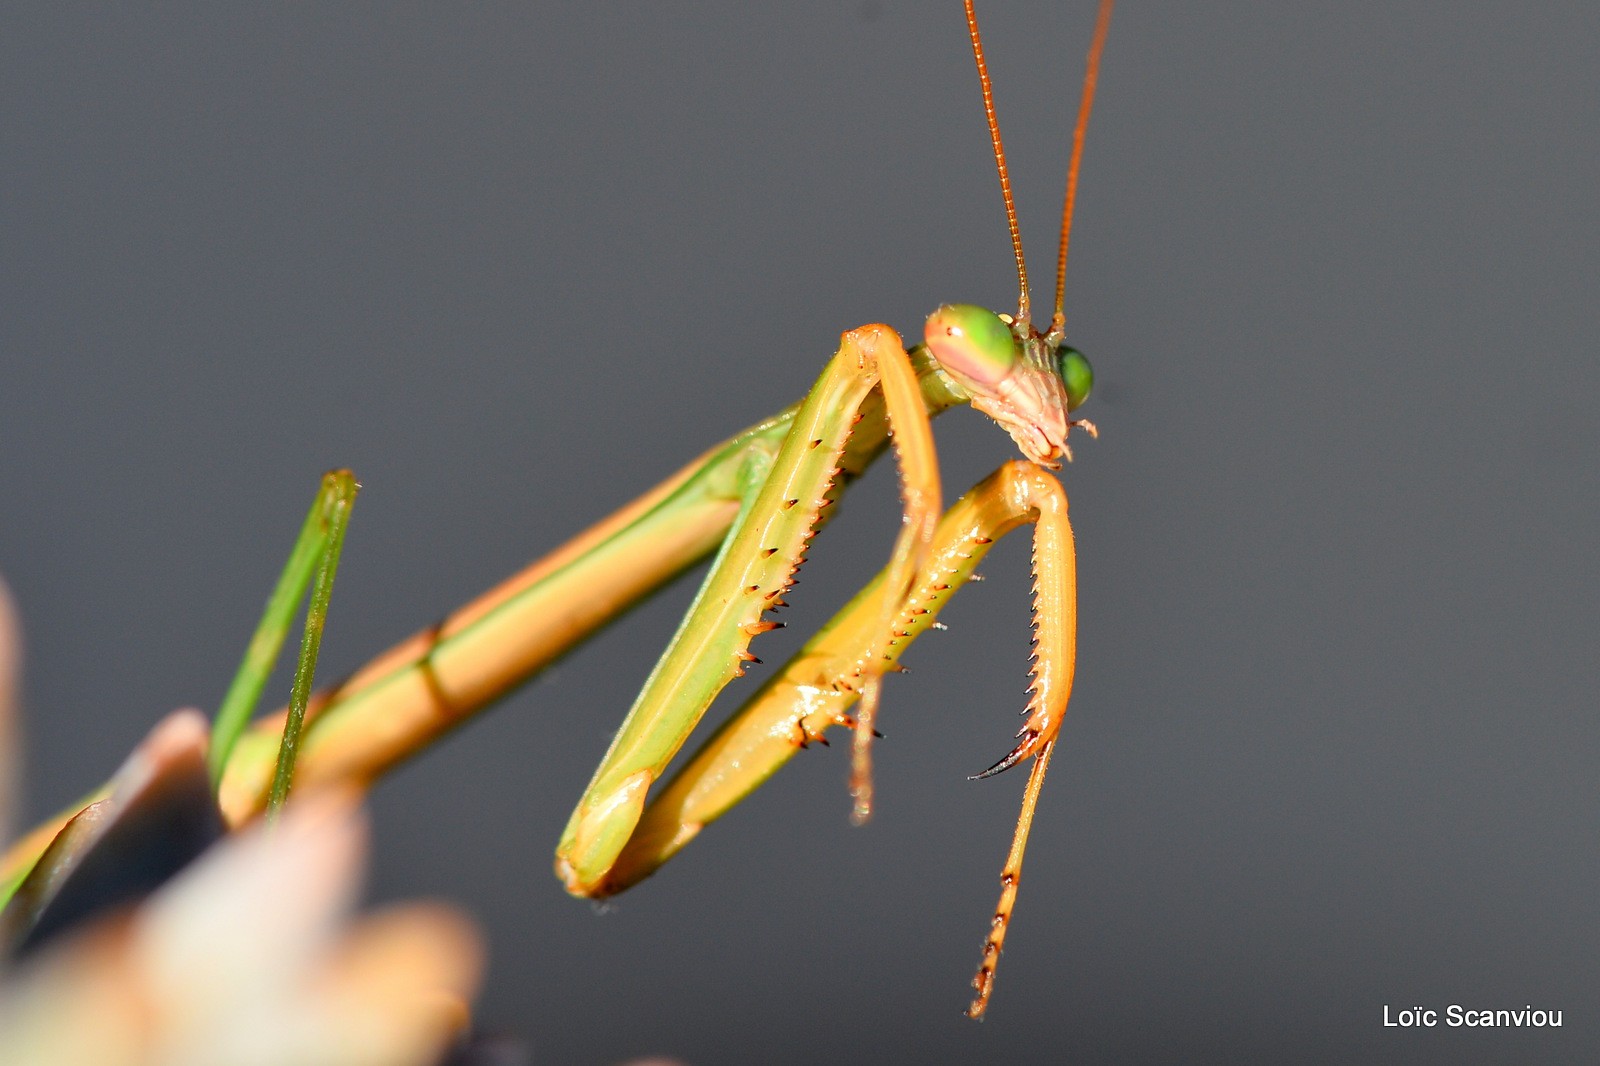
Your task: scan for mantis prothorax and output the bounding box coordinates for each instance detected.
[4,0,1116,1018]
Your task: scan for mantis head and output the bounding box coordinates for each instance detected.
[924,303,1093,468]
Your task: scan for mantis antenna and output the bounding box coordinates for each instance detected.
[1053,0,1115,336]
[963,0,1115,337]
[962,0,1031,328]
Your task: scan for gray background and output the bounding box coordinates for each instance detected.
[4,2,1596,1063]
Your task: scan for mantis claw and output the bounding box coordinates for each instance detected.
[969,727,1042,781]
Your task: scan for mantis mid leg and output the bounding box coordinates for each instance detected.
[555,324,943,895]
[592,460,1076,1018]
[0,471,358,923]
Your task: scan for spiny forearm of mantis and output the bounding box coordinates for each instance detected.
[554,322,946,892]
[602,459,1074,895]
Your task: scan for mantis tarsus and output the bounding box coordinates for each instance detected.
[5,0,1117,1018]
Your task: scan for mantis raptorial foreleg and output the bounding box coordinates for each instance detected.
[590,459,1077,1018]
[555,324,942,894]
[601,460,1075,883]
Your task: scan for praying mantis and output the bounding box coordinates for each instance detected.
[4,0,1118,1019]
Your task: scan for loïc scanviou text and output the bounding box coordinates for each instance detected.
[1383,1004,1563,1027]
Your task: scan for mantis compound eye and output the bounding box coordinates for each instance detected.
[924,304,1019,389]
[1056,346,1093,411]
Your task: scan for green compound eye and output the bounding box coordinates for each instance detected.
[1057,346,1093,411]
[924,304,1018,388]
